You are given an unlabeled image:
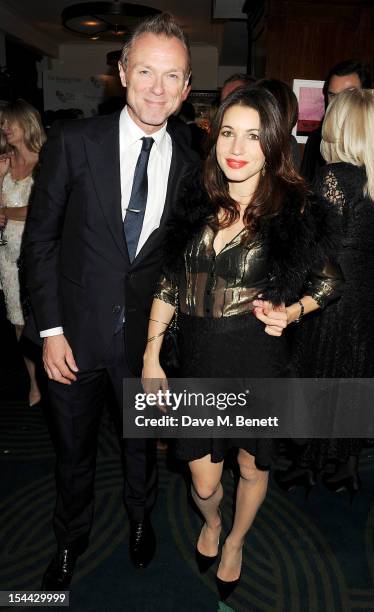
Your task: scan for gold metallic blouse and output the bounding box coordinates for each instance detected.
[155,225,343,318]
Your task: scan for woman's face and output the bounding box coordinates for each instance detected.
[1,118,24,147]
[216,104,265,193]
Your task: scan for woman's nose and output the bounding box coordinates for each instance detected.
[230,137,244,155]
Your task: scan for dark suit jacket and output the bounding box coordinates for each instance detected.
[300,125,325,186]
[23,111,198,375]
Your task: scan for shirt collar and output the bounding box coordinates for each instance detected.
[120,105,168,150]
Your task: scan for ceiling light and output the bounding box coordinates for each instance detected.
[83,20,102,27]
[62,1,161,41]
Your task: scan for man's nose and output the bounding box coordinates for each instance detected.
[151,75,164,95]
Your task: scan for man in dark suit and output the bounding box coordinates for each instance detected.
[300,59,371,185]
[23,13,198,589]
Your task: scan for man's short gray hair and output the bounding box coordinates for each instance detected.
[120,13,191,77]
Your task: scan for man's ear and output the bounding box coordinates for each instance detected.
[181,82,191,102]
[118,61,127,88]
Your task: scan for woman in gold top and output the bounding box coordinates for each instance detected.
[142,88,343,601]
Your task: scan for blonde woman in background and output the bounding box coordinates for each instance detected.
[279,88,374,499]
[0,99,46,406]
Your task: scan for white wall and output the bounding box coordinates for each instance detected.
[42,43,123,115]
[47,41,219,90]
[51,43,123,77]
[190,45,218,90]
[41,40,220,114]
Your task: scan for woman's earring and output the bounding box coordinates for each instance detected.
[261,162,266,176]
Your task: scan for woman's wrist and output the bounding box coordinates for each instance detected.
[143,350,161,365]
[286,301,303,324]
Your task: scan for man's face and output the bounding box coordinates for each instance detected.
[327,72,361,104]
[118,33,190,134]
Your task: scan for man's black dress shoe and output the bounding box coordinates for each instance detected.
[41,539,87,590]
[129,520,156,568]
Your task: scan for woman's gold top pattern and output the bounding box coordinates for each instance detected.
[155,225,344,318]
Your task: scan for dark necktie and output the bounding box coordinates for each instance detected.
[123,136,154,262]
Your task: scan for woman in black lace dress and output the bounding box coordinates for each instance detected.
[282,88,374,498]
[142,88,342,600]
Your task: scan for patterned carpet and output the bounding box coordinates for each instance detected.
[0,295,373,612]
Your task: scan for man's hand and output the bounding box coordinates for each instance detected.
[43,334,79,384]
[253,299,288,336]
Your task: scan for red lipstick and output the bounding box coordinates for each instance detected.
[226,159,248,169]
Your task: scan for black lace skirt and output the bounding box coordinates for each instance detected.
[174,312,292,468]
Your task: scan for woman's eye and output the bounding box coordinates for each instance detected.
[248,133,259,140]
[221,130,232,137]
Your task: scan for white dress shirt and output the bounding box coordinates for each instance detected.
[120,106,172,253]
[40,106,172,338]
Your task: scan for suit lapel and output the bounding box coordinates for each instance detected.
[83,113,128,261]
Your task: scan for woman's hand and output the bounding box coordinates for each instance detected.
[141,358,169,413]
[0,154,11,178]
[253,299,288,336]
[0,208,7,229]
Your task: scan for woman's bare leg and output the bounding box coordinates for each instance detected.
[189,454,224,556]
[15,324,41,406]
[217,449,268,581]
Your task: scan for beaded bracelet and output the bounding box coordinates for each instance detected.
[293,300,304,324]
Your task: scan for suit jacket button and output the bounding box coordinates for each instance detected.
[112,305,121,313]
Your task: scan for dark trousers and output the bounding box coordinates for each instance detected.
[47,329,157,546]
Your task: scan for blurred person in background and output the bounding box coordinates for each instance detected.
[300,59,371,185]
[178,101,207,158]
[279,89,374,500]
[220,73,256,102]
[0,99,46,406]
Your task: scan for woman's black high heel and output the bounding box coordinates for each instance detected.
[274,466,316,498]
[195,511,221,573]
[195,546,218,573]
[216,538,242,601]
[216,575,241,601]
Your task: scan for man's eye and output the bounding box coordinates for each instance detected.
[168,74,178,79]
[139,70,150,75]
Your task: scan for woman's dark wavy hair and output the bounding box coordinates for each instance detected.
[203,87,308,237]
